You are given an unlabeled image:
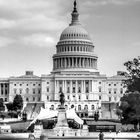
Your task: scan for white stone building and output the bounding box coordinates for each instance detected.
[0,1,126,119]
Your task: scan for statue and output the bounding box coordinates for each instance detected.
[59,92,65,107]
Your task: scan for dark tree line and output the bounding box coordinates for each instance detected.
[117,56,140,131]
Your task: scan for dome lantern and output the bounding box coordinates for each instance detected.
[70,0,80,26]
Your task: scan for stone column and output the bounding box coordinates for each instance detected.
[72,58,74,67]
[89,58,91,67]
[75,80,77,94]
[90,80,92,92]
[3,83,5,96]
[75,57,77,67]
[70,80,72,94]
[64,58,66,68]
[83,58,85,68]
[60,58,62,68]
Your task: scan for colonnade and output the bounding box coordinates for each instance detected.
[55,80,92,94]
[57,45,94,53]
[53,57,97,70]
[0,83,9,102]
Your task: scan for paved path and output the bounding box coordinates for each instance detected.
[0,132,140,140]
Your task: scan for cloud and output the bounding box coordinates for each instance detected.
[132,42,140,47]
[20,34,56,48]
[82,0,140,7]
[0,18,16,29]
[0,36,15,47]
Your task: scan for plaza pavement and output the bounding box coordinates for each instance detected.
[0,132,140,140]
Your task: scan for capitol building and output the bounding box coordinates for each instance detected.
[0,1,125,119]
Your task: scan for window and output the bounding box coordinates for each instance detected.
[78,105,81,111]
[86,95,89,100]
[14,84,16,86]
[38,97,40,101]
[79,95,81,100]
[67,95,69,100]
[26,98,29,102]
[59,81,62,85]
[86,87,89,93]
[84,105,88,110]
[26,88,29,94]
[72,81,76,85]
[47,87,49,92]
[5,90,8,95]
[38,84,41,86]
[65,105,68,110]
[99,82,101,84]
[99,96,101,100]
[47,82,49,84]
[109,97,111,102]
[33,97,35,101]
[109,84,111,86]
[99,86,102,92]
[5,98,7,102]
[19,89,22,94]
[14,89,17,94]
[71,105,74,108]
[47,96,49,100]
[72,87,75,93]
[114,88,117,94]
[38,89,41,94]
[33,84,35,86]
[33,88,35,94]
[20,84,22,86]
[78,87,81,93]
[120,88,123,94]
[114,84,116,86]
[50,105,54,110]
[67,87,70,93]
[26,84,28,86]
[108,88,111,94]
[91,105,94,110]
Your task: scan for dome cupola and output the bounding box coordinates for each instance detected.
[52,0,98,74]
[60,0,91,41]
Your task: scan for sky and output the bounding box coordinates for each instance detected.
[0,0,140,77]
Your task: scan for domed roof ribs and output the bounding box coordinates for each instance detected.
[70,0,80,26]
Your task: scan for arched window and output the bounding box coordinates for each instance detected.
[84,105,88,110]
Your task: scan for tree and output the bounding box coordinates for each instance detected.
[123,56,140,92]
[13,94,23,111]
[0,98,5,119]
[0,98,5,112]
[119,91,140,130]
[117,57,140,131]
[6,102,14,111]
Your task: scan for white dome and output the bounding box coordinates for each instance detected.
[60,25,91,41]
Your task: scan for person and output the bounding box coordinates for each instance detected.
[99,131,104,140]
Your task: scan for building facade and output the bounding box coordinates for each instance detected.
[0,1,126,119]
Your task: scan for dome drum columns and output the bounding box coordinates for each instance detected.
[53,57,97,70]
